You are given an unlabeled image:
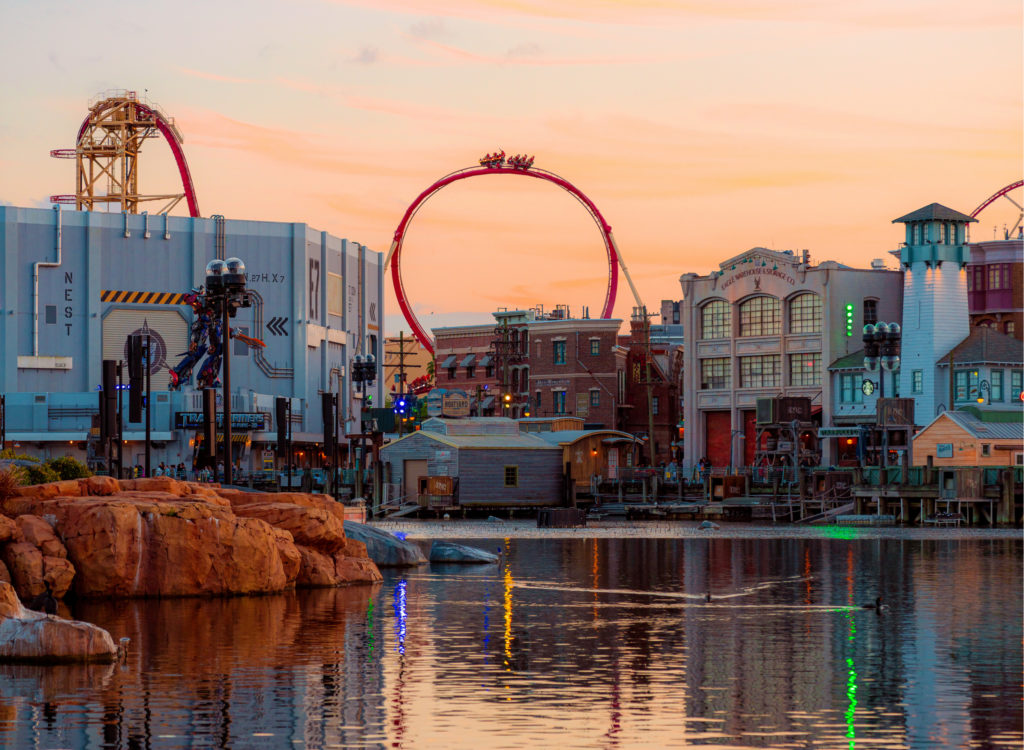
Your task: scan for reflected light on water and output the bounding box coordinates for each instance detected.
[0,535,1019,749]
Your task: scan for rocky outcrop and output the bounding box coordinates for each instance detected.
[0,582,116,663]
[343,522,428,567]
[0,478,380,600]
[429,541,500,564]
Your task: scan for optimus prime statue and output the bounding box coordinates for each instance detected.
[168,289,263,390]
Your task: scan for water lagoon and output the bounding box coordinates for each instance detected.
[1,526,1020,749]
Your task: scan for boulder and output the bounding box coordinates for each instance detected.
[270,528,302,584]
[334,553,383,583]
[429,541,500,564]
[42,557,75,598]
[16,515,67,558]
[232,503,347,553]
[0,561,9,585]
[296,547,339,586]
[81,475,119,496]
[343,522,427,567]
[2,543,44,600]
[0,583,116,663]
[0,516,19,544]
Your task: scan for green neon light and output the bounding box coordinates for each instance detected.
[845,303,855,336]
[845,613,858,748]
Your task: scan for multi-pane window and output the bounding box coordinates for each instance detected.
[1012,370,1023,401]
[788,353,822,386]
[700,357,731,390]
[991,370,1004,401]
[840,373,863,404]
[988,264,1011,290]
[503,466,519,487]
[466,366,475,379]
[701,300,731,339]
[863,299,878,326]
[447,367,457,380]
[912,369,923,394]
[969,266,984,292]
[739,296,780,337]
[652,396,660,415]
[590,389,600,407]
[535,391,542,410]
[553,390,567,414]
[789,293,822,334]
[954,370,979,402]
[739,355,780,388]
[589,338,600,356]
[1005,321,1015,336]
[553,341,567,365]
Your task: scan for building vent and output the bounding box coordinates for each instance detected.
[871,259,886,269]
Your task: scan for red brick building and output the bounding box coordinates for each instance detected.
[968,238,1023,340]
[431,307,624,423]
[618,315,684,465]
[526,316,623,428]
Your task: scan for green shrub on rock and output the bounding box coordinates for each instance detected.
[22,464,60,486]
[44,455,92,480]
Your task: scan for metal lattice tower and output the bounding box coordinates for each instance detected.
[51,90,199,216]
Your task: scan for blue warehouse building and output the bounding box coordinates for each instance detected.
[0,205,383,473]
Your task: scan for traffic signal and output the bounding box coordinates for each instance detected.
[100,360,117,441]
[201,388,217,468]
[845,303,855,336]
[127,335,143,422]
[275,397,288,452]
[366,393,373,407]
[322,393,335,456]
[503,393,512,410]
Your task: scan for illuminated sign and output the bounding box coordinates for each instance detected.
[174,412,267,430]
[845,303,855,336]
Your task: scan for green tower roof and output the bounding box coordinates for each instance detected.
[892,203,976,224]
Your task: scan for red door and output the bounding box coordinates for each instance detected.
[704,411,731,470]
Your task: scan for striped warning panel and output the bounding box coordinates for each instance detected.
[101,290,188,305]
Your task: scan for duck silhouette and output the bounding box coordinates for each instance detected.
[862,596,888,612]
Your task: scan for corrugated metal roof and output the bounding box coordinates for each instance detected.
[940,410,1024,441]
[892,203,976,224]
[532,429,640,446]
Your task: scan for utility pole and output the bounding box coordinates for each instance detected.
[642,307,656,466]
[386,331,422,436]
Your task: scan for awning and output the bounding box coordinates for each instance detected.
[460,354,476,367]
[480,396,495,409]
[478,355,493,367]
[440,354,457,368]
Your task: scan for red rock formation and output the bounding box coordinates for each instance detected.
[0,582,116,663]
[0,479,380,600]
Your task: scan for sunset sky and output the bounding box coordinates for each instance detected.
[1,0,1020,335]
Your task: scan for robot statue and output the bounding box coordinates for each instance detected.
[169,288,263,390]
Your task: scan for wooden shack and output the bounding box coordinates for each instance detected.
[531,429,641,489]
[380,418,564,508]
[912,410,1023,467]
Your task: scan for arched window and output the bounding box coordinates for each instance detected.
[789,293,822,334]
[739,296,780,337]
[701,299,731,339]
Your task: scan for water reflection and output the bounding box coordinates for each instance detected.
[0,537,1019,749]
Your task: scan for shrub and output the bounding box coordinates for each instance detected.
[0,449,39,463]
[0,466,23,500]
[44,455,92,481]
[22,464,60,486]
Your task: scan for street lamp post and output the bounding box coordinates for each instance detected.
[862,322,902,467]
[205,257,250,487]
